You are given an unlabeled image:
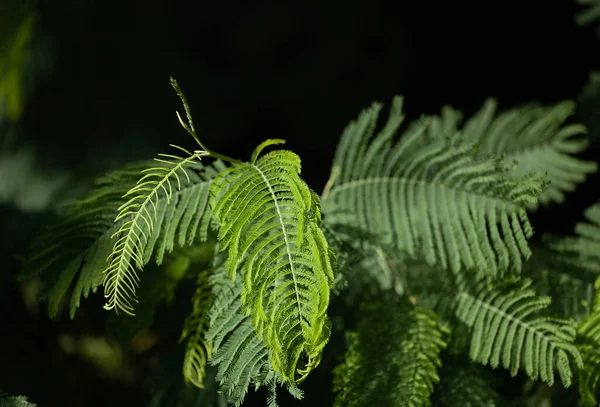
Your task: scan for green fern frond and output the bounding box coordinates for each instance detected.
[206,262,302,406]
[209,140,335,383]
[432,363,498,407]
[179,268,213,388]
[332,301,448,407]
[103,146,220,315]
[323,96,544,278]
[25,161,151,318]
[429,99,597,208]
[26,156,223,319]
[455,276,583,387]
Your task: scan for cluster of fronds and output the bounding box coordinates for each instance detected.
[24,77,600,407]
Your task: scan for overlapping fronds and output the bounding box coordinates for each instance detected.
[25,155,223,318]
[455,276,583,387]
[332,301,448,407]
[205,262,302,406]
[179,269,213,388]
[103,147,224,316]
[209,139,335,383]
[428,99,597,207]
[548,202,600,405]
[432,363,498,407]
[24,161,151,318]
[322,96,544,278]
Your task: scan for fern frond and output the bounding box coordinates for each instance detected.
[455,275,583,387]
[179,268,213,388]
[429,99,597,208]
[323,96,544,278]
[432,363,498,407]
[332,301,448,407]
[26,156,223,318]
[25,161,150,318]
[206,262,302,406]
[209,140,335,383]
[103,146,218,315]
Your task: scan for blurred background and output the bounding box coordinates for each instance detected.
[1,0,599,406]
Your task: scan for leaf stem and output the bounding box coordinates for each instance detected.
[170,77,242,165]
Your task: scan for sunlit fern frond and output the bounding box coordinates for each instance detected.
[322,96,545,278]
[428,99,597,208]
[455,274,583,387]
[209,139,335,383]
[432,362,499,407]
[179,268,213,388]
[103,146,224,316]
[332,300,448,407]
[206,262,303,406]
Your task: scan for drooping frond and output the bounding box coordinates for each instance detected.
[25,156,224,319]
[103,146,223,315]
[455,275,583,387]
[332,301,448,407]
[432,363,498,407]
[322,96,544,278]
[205,262,302,406]
[179,268,213,388]
[428,99,597,208]
[209,140,335,383]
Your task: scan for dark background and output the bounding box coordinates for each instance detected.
[1,0,599,406]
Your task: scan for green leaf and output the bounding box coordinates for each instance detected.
[103,147,220,315]
[428,98,597,208]
[323,97,544,278]
[206,261,302,406]
[209,143,335,384]
[455,275,583,387]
